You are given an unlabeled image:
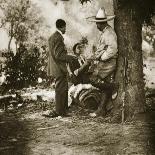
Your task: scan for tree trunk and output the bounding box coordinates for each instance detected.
[112,1,145,122]
[8,36,13,52]
[8,23,14,52]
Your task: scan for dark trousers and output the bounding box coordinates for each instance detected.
[90,79,115,116]
[55,76,68,115]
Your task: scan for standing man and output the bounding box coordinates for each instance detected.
[47,19,76,117]
[87,7,118,117]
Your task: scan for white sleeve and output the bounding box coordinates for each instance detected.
[100,30,118,61]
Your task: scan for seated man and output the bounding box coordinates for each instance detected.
[68,42,91,85]
[68,41,118,117]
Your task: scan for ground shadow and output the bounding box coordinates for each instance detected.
[0,110,33,155]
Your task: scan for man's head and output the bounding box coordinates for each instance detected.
[56,19,66,34]
[96,21,108,32]
[73,43,85,56]
[86,7,115,31]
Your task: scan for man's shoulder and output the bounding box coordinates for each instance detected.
[49,31,62,41]
[103,25,117,38]
[105,26,116,34]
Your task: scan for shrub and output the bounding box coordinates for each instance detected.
[2,44,47,91]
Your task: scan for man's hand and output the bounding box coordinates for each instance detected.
[69,73,77,84]
[87,55,96,61]
[85,59,92,65]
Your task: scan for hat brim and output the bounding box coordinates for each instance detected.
[86,15,115,22]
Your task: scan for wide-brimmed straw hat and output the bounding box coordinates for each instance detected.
[86,7,115,22]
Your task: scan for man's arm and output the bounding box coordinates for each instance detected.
[100,30,118,61]
[74,60,91,76]
[53,37,76,63]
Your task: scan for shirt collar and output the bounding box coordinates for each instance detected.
[102,25,109,33]
[57,29,63,37]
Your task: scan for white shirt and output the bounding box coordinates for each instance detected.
[78,55,85,66]
[57,29,63,37]
[74,54,86,76]
[95,25,118,61]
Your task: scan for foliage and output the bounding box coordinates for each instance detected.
[1,44,47,91]
[79,37,88,45]
[79,0,154,24]
[115,0,155,24]
[0,0,44,51]
[0,0,49,92]
[79,0,91,5]
[143,25,155,45]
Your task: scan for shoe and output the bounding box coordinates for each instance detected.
[62,113,72,117]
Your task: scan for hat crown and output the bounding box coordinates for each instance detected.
[86,7,115,22]
[96,8,107,19]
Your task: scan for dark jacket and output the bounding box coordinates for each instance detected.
[69,55,91,85]
[47,31,70,78]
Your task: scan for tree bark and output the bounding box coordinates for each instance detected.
[8,23,14,52]
[8,36,13,52]
[112,1,146,122]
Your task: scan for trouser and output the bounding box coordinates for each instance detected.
[95,93,108,116]
[89,77,116,116]
[55,76,68,115]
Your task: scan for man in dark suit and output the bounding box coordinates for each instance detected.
[47,19,76,117]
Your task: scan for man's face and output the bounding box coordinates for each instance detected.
[96,22,106,31]
[75,44,85,56]
[59,26,66,34]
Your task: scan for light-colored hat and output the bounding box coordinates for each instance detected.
[86,7,115,22]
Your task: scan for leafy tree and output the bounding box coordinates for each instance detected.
[0,0,43,52]
[1,44,46,91]
[79,0,91,4]
[0,0,48,92]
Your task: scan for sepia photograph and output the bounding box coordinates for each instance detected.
[0,0,155,154]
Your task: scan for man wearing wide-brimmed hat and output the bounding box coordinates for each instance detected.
[87,7,117,80]
[86,7,118,117]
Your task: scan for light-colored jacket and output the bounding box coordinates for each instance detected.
[93,25,118,80]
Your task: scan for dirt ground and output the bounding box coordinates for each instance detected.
[0,100,155,155]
